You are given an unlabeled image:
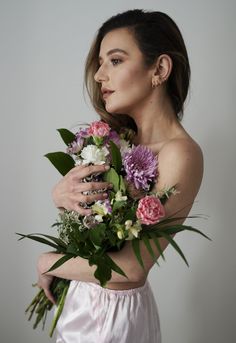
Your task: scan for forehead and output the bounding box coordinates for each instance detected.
[99,28,141,59]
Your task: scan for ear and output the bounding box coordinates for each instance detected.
[152,54,173,83]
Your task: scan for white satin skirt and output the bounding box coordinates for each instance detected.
[56,279,161,343]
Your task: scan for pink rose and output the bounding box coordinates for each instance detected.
[87,121,110,137]
[136,196,165,225]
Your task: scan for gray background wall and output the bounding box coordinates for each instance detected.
[0,1,235,342]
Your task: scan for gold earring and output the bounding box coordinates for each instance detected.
[151,79,160,88]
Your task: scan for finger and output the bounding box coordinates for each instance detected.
[71,164,110,180]
[79,192,108,204]
[44,288,56,305]
[77,182,113,193]
[73,203,92,216]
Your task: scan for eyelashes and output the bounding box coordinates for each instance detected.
[98,58,122,69]
[111,58,122,66]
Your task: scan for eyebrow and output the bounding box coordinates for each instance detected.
[98,48,128,62]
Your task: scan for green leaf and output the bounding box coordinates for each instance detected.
[45,254,74,274]
[179,225,211,241]
[131,239,145,270]
[89,255,112,287]
[89,224,106,248]
[103,167,120,192]
[119,175,126,193]
[34,233,67,249]
[142,236,157,263]
[104,253,128,279]
[16,233,59,250]
[148,232,165,262]
[44,152,75,176]
[109,140,122,174]
[160,232,189,266]
[49,281,70,337]
[57,128,76,146]
[123,206,137,222]
[112,200,126,212]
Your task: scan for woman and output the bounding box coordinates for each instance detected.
[37,9,203,343]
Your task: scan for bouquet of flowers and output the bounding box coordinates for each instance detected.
[17,120,210,337]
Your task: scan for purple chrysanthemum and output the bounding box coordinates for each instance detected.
[123,145,158,190]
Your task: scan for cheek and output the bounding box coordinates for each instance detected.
[117,68,150,97]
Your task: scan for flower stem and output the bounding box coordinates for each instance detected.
[49,281,70,337]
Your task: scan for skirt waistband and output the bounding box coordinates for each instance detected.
[76,279,150,297]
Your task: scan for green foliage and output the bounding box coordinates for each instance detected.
[109,140,122,174]
[103,167,120,192]
[57,128,76,146]
[44,152,75,176]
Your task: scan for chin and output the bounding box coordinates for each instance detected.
[105,103,130,116]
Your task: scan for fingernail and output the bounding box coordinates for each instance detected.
[104,165,110,170]
[108,183,113,188]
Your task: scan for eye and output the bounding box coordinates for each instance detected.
[111,58,122,66]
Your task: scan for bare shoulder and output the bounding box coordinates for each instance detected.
[158,136,204,172]
[155,136,204,215]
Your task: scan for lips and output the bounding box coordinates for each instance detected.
[101,88,115,100]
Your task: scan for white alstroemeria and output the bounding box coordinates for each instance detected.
[115,190,127,202]
[91,200,109,217]
[81,145,109,165]
[120,139,131,157]
[125,220,142,240]
[117,227,125,240]
[94,214,103,223]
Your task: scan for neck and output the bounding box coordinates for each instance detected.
[129,92,183,146]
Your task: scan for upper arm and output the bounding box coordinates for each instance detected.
[127,138,204,281]
[155,138,204,221]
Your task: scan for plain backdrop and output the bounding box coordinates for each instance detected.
[0,1,235,342]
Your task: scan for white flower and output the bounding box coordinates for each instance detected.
[125,221,142,240]
[115,190,127,202]
[94,214,103,223]
[91,200,109,216]
[81,145,109,165]
[120,139,131,157]
[117,228,125,240]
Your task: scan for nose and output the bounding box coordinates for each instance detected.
[94,65,109,83]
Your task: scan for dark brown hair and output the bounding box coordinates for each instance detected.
[84,9,191,132]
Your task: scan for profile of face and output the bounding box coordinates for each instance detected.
[94,28,156,116]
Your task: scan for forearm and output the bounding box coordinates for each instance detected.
[38,236,171,285]
[38,242,144,284]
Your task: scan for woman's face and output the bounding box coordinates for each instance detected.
[94,28,154,115]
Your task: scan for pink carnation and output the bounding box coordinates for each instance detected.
[136,196,165,225]
[87,121,110,137]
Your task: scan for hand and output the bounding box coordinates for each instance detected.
[52,164,113,215]
[37,253,56,305]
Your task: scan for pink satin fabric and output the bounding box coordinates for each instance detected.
[56,279,161,343]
